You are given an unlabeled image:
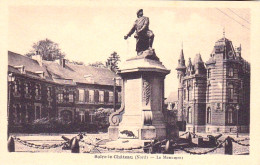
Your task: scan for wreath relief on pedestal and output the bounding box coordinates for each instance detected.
[142,78,151,106]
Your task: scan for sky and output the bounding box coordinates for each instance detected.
[8,6,250,97]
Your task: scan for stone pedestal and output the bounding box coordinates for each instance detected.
[109,51,172,143]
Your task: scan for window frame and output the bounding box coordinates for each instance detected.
[78,89,85,102]
[69,93,74,103]
[89,90,94,103]
[58,93,64,103]
[99,91,104,103]
[108,91,114,103]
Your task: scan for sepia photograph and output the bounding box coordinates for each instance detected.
[1,1,260,165]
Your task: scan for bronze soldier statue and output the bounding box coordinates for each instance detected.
[124,9,154,55]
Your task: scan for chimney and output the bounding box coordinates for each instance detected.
[32,51,43,66]
[54,58,66,68]
[60,58,66,68]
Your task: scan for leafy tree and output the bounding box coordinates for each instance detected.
[106,51,120,72]
[88,61,105,68]
[67,59,85,65]
[25,38,66,61]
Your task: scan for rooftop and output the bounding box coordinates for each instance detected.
[8,51,120,86]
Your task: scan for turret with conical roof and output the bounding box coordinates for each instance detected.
[176,48,186,86]
[176,47,186,126]
[176,48,186,70]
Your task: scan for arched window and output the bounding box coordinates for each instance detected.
[207,107,211,124]
[228,68,234,77]
[227,108,233,124]
[228,84,234,100]
[187,107,192,124]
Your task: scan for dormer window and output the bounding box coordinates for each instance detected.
[36,71,45,78]
[14,65,25,74]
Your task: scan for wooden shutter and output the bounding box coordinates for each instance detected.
[85,90,89,103]
[76,89,79,102]
[115,91,118,103]
[104,91,109,103]
[94,90,99,103]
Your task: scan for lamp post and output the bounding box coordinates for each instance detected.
[236,104,240,138]
[8,73,15,139]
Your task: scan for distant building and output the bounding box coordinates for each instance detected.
[176,36,250,133]
[8,51,121,130]
[165,91,178,111]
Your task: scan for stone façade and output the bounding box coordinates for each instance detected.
[176,36,250,133]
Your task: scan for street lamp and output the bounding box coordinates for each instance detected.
[236,104,240,138]
[8,73,15,139]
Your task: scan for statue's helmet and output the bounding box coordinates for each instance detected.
[137,9,143,15]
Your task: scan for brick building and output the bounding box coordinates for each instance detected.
[176,36,250,133]
[8,51,121,130]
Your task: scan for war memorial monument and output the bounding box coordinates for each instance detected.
[106,9,178,149]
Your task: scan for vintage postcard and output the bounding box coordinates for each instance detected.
[0,0,260,165]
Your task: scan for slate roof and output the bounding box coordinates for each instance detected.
[8,51,119,86]
[8,51,53,81]
[44,61,119,86]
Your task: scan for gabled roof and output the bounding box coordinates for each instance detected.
[8,51,52,81]
[8,51,120,86]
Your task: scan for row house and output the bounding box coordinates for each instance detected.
[8,51,121,129]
